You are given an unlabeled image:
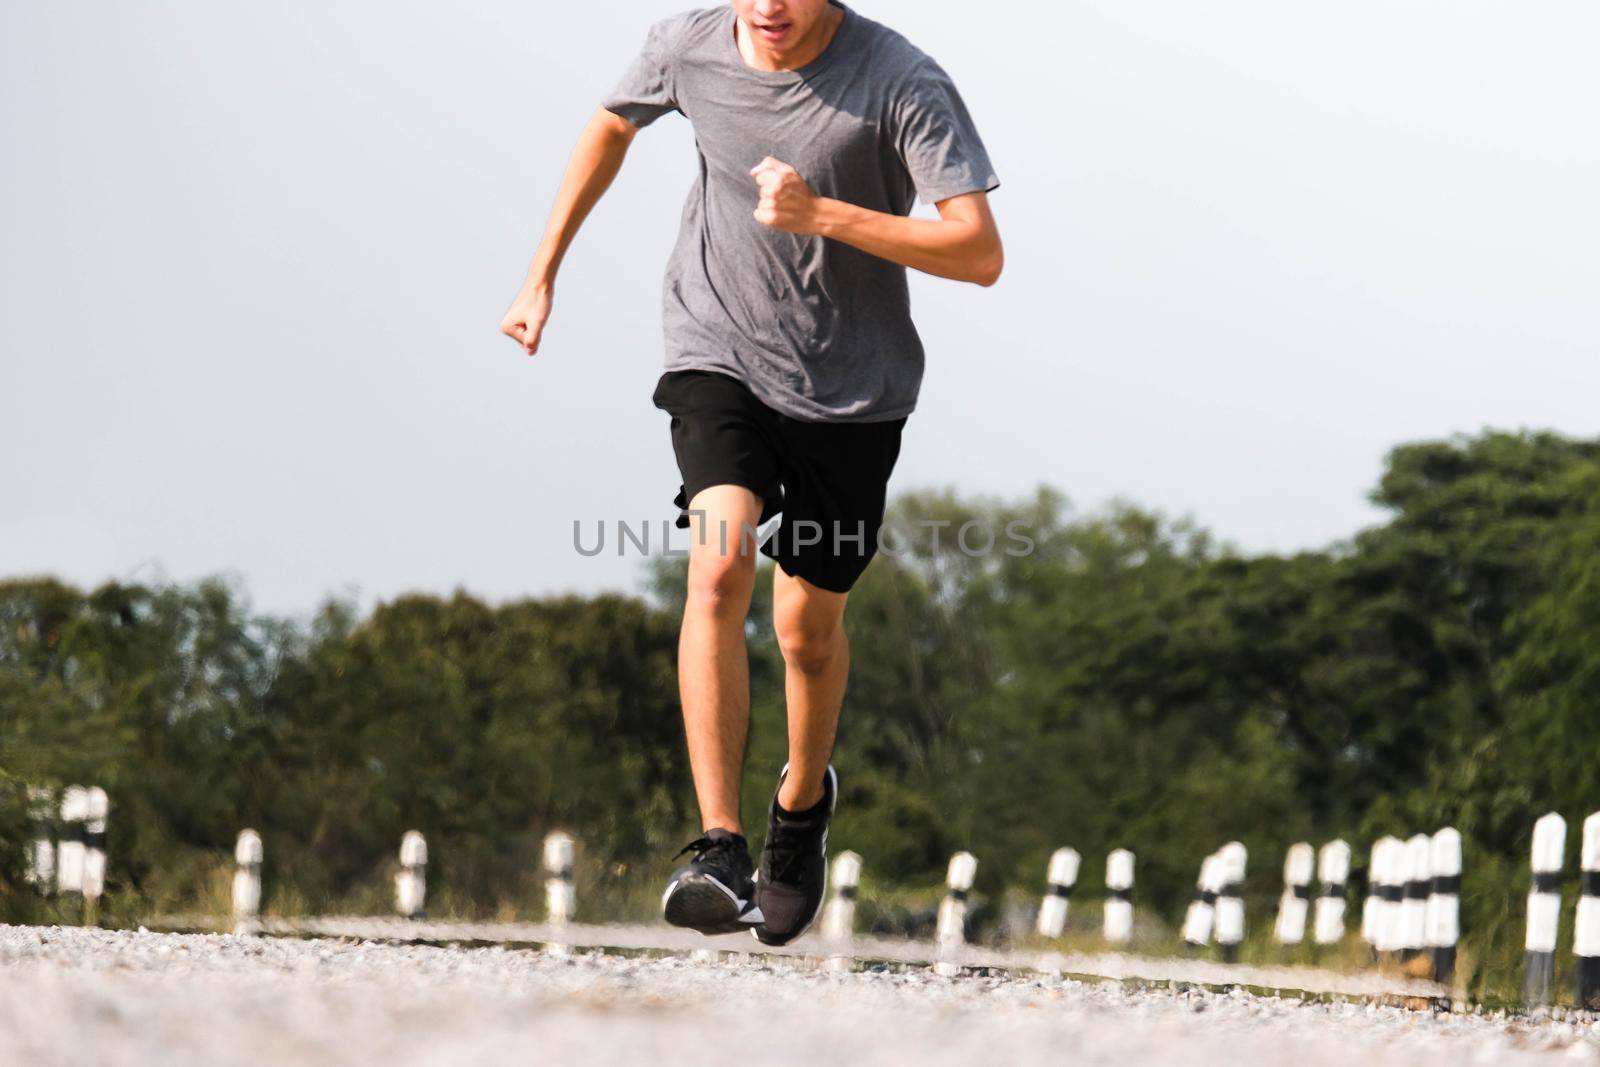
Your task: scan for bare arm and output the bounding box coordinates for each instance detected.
[500,108,640,354]
[751,158,1003,287]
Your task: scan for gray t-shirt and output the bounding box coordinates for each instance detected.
[601,1,999,423]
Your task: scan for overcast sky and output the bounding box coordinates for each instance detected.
[3,1,1597,618]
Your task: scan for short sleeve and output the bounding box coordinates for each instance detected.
[893,60,1000,206]
[600,18,680,129]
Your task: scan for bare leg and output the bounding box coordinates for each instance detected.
[679,484,764,834]
[771,566,850,812]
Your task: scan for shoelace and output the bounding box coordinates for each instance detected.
[676,834,742,865]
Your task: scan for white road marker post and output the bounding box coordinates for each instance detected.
[1369,836,1406,961]
[24,787,56,894]
[935,851,977,977]
[1214,842,1248,963]
[395,831,428,920]
[1182,852,1221,949]
[1575,812,1600,1011]
[1523,812,1566,1007]
[1426,827,1462,986]
[1313,839,1351,947]
[232,829,263,935]
[80,786,109,923]
[1274,842,1315,946]
[822,850,863,972]
[1036,847,1080,939]
[55,785,87,904]
[1382,835,1413,962]
[1104,849,1135,945]
[543,831,576,957]
[1400,833,1432,962]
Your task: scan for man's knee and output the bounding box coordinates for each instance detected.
[686,552,756,620]
[775,612,845,675]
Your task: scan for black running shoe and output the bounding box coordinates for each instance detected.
[753,765,837,946]
[661,828,761,935]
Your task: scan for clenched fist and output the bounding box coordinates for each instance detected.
[500,281,553,356]
[750,157,822,235]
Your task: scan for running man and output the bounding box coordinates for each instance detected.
[500,0,1002,944]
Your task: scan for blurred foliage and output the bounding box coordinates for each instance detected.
[2,429,1599,1002]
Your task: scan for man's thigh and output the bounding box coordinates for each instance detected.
[771,564,850,637]
[685,484,766,565]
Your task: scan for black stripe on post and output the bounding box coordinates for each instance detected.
[839,885,857,901]
[949,888,969,903]
[1581,871,1600,895]
[1403,880,1428,901]
[1532,872,1562,894]
[1199,890,1217,906]
[1107,887,1133,902]
[1322,881,1346,898]
[1291,884,1312,900]
[1378,885,1403,903]
[1433,875,1461,894]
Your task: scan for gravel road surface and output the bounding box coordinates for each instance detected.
[2,924,1597,1067]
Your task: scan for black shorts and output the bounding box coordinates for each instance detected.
[652,370,907,594]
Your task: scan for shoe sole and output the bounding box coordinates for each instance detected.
[663,873,761,936]
[752,764,837,947]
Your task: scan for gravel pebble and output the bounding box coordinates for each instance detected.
[2,924,1597,1066]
